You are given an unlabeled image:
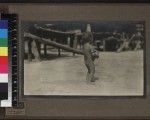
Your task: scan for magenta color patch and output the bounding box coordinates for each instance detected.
[0,65,8,73]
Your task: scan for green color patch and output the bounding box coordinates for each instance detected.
[0,38,8,47]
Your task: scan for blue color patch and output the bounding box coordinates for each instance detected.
[0,20,8,29]
[0,29,8,38]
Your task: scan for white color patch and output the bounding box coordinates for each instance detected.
[0,74,8,83]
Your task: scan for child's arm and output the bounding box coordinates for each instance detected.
[90,45,99,61]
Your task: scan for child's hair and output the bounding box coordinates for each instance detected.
[82,31,93,44]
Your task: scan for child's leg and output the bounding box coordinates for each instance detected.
[85,58,95,82]
[85,63,90,82]
[89,61,95,82]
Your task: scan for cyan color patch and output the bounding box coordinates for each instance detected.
[0,29,8,38]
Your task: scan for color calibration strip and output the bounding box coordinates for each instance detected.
[1,14,19,107]
[0,20,8,102]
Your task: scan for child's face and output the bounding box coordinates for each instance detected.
[82,32,93,44]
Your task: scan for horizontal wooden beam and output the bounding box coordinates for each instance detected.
[24,32,84,55]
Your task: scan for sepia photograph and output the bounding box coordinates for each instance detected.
[22,21,144,96]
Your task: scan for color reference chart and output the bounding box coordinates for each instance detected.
[1,13,18,107]
[0,20,8,104]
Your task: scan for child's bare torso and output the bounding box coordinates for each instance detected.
[83,43,93,63]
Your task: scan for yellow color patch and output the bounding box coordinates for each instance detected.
[0,47,8,56]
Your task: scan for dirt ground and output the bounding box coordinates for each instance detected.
[24,50,144,96]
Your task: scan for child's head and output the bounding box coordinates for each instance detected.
[82,31,93,44]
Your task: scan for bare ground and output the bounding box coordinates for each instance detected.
[24,50,143,96]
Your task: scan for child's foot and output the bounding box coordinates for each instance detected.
[94,77,99,81]
[89,81,95,85]
[91,79,95,82]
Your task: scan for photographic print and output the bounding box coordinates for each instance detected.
[22,21,144,96]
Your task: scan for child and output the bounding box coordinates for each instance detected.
[82,31,99,83]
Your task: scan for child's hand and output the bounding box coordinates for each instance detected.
[91,49,99,59]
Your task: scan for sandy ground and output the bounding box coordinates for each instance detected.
[24,50,143,96]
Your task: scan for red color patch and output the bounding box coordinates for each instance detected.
[0,56,8,65]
